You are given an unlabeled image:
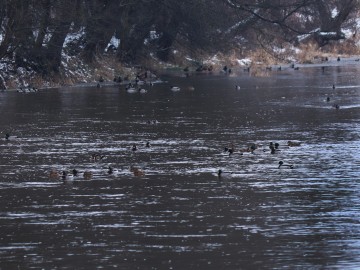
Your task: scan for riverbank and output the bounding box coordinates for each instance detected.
[1,50,360,92]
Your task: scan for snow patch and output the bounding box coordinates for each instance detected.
[237,58,252,66]
[105,35,120,51]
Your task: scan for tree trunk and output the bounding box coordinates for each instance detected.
[315,0,356,46]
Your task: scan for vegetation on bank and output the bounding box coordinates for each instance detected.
[1,0,360,90]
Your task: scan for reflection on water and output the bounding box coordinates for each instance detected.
[0,65,360,269]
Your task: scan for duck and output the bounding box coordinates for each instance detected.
[91,153,105,161]
[49,170,60,179]
[249,143,257,153]
[224,143,235,156]
[170,86,180,92]
[269,142,280,150]
[235,85,241,90]
[108,166,120,175]
[127,87,137,93]
[17,87,26,93]
[130,166,145,177]
[132,144,137,151]
[278,161,294,169]
[217,169,236,178]
[333,104,340,109]
[83,171,93,180]
[4,133,20,141]
[287,141,301,147]
[145,141,150,148]
[139,88,147,94]
[62,171,74,181]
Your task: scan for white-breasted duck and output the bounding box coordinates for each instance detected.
[278,161,294,169]
[170,86,180,92]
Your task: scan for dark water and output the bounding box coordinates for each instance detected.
[0,65,360,269]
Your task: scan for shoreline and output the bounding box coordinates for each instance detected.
[2,55,360,92]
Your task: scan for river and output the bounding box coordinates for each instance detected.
[0,64,359,269]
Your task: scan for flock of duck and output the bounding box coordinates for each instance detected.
[218,140,301,178]
[48,164,145,181]
[46,141,151,181]
[3,129,301,182]
[95,71,186,94]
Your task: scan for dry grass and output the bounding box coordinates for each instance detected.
[323,38,360,56]
[297,42,321,64]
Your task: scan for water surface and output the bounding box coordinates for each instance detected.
[0,65,360,269]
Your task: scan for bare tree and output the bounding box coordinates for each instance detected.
[313,0,358,46]
[224,0,359,46]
